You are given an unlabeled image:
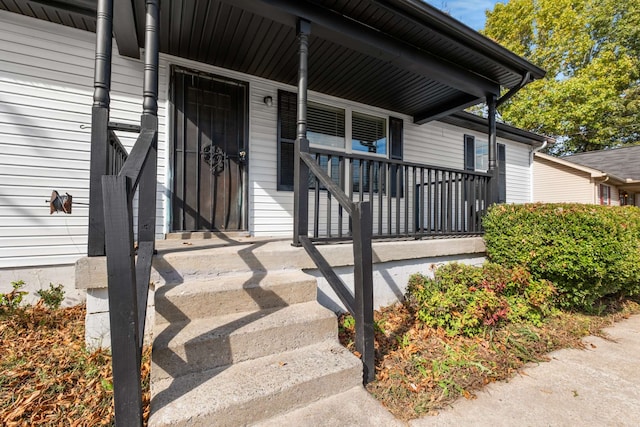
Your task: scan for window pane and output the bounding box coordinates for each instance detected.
[308,102,345,148]
[352,112,387,155]
[475,140,488,172]
[600,184,611,205]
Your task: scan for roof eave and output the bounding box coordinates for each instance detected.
[386,0,546,82]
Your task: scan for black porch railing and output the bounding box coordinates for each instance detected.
[102,124,157,425]
[292,20,375,384]
[87,0,160,425]
[297,151,375,384]
[307,147,490,242]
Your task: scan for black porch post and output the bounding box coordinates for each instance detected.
[138,0,159,251]
[136,0,159,347]
[293,19,311,246]
[487,93,499,205]
[88,0,113,256]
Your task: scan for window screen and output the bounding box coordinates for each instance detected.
[308,102,345,148]
[352,112,386,154]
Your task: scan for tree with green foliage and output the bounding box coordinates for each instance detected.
[482,0,640,154]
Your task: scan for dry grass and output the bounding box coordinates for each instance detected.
[339,298,640,420]
[0,304,151,426]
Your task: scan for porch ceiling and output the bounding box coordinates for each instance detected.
[2,0,545,124]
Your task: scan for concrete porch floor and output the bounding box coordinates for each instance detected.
[76,234,486,289]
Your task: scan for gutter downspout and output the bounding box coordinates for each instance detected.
[529,139,548,202]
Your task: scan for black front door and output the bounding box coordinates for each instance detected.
[171,68,247,231]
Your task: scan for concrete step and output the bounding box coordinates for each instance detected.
[252,385,406,427]
[149,341,363,427]
[155,270,317,323]
[151,239,316,284]
[152,301,339,381]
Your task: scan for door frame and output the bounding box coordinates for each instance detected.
[168,65,250,232]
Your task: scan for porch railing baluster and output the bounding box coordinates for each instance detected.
[387,163,392,235]
[377,161,383,236]
[404,165,409,236]
[314,154,320,239]
[395,164,401,236]
[339,155,344,238]
[327,154,332,237]
[448,171,452,232]
[419,168,424,234]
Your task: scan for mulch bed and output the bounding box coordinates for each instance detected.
[339,300,640,420]
[0,304,151,426]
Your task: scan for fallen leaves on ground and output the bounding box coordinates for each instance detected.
[0,304,151,426]
[338,299,640,421]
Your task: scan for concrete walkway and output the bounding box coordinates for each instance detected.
[410,315,640,427]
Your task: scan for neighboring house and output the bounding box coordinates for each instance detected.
[534,148,640,206]
[0,2,548,293]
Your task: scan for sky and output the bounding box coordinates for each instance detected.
[425,1,506,30]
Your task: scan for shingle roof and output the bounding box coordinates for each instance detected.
[563,145,640,181]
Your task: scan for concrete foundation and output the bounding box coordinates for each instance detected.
[311,253,485,313]
[84,287,155,350]
[0,263,85,307]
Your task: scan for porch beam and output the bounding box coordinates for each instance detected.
[225,0,500,98]
[413,94,483,124]
[113,0,140,58]
[293,18,311,246]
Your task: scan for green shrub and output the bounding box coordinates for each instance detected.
[0,280,28,316]
[483,203,640,309]
[406,263,556,337]
[36,284,65,310]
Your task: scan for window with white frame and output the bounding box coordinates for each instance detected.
[464,135,488,172]
[277,90,402,192]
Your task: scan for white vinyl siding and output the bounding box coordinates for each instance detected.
[0,11,167,268]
